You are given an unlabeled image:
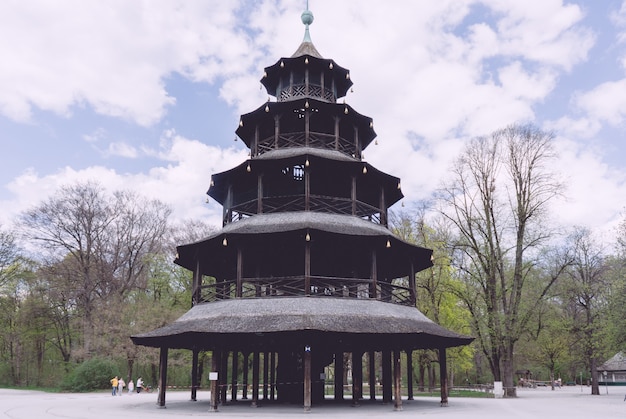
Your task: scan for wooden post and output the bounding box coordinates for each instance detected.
[369,351,376,400]
[191,349,199,401]
[263,352,269,400]
[334,351,344,400]
[220,351,228,403]
[209,351,219,412]
[393,350,402,411]
[304,241,311,295]
[270,352,276,400]
[231,350,238,402]
[370,250,378,299]
[439,347,449,407]
[252,351,260,407]
[352,351,362,406]
[192,261,201,306]
[407,349,414,400]
[242,352,249,399]
[303,346,312,412]
[236,248,243,298]
[157,347,168,408]
[382,350,392,403]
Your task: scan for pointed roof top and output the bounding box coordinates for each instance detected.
[292,2,323,58]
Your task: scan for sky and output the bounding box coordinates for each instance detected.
[1,0,625,244]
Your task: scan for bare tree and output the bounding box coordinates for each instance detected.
[561,227,611,395]
[438,124,566,396]
[0,225,21,289]
[19,181,172,358]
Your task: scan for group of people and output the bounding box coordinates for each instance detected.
[110,376,145,396]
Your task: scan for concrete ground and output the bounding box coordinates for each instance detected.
[1,385,624,418]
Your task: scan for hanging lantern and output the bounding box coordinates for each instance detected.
[305,57,309,64]
[280,61,285,68]
[386,239,391,248]
[265,104,270,112]
[222,238,228,246]
[305,159,310,167]
[305,100,309,108]
[239,119,243,127]
[305,232,311,242]
[344,107,348,114]
[362,166,367,174]
[397,181,401,189]
[329,62,333,69]
[246,163,251,172]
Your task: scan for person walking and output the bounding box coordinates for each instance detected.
[136,377,144,393]
[118,377,125,396]
[128,378,134,395]
[110,376,118,396]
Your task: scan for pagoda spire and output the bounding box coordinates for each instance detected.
[302,0,314,43]
[292,1,322,58]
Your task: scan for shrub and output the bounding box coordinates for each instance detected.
[61,358,118,392]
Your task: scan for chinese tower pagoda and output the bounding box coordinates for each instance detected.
[132,5,472,412]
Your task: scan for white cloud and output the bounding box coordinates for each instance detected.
[0,132,247,227]
[0,0,254,126]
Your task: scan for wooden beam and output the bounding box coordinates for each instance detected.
[231,350,238,402]
[210,350,219,412]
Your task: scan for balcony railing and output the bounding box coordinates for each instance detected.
[197,275,414,307]
[225,194,382,225]
[279,83,336,103]
[256,131,355,157]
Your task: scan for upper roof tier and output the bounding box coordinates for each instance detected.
[260,7,353,103]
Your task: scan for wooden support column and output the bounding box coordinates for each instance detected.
[242,352,249,399]
[354,126,360,159]
[253,124,259,157]
[382,350,392,403]
[192,260,201,306]
[220,351,229,403]
[393,350,403,411]
[379,187,387,227]
[252,351,260,407]
[304,161,310,211]
[305,105,310,147]
[236,248,243,298]
[190,349,199,401]
[334,117,340,150]
[352,351,363,406]
[334,351,344,400]
[270,352,276,400]
[370,250,378,299]
[210,350,219,412]
[257,173,263,214]
[263,352,269,400]
[369,351,376,400]
[407,349,414,400]
[439,348,449,407]
[304,240,311,295]
[351,175,357,216]
[231,350,238,402]
[274,115,280,149]
[303,346,312,412]
[409,262,417,306]
[157,347,168,408]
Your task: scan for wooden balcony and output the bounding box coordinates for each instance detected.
[197,275,414,307]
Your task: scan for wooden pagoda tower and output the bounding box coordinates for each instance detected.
[132,5,472,412]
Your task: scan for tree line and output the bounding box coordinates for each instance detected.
[0,124,624,394]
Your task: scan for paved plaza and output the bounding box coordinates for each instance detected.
[1,386,624,418]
